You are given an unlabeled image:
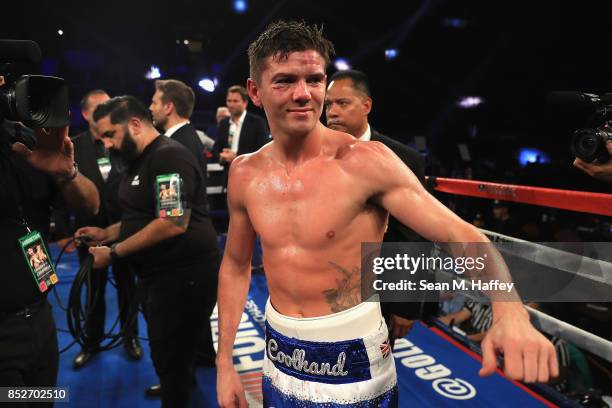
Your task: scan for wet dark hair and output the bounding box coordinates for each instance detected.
[248,20,335,82]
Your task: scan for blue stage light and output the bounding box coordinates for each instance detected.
[443,18,468,28]
[233,0,247,13]
[384,48,399,60]
[518,148,550,167]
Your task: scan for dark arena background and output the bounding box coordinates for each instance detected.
[2,0,611,407]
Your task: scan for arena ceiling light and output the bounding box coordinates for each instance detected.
[384,48,399,61]
[233,0,247,13]
[334,58,351,71]
[198,77,216,93]
[457,96,484,109]
[145,65,162,80]
[57,29,64,36]
[443,18,468,28]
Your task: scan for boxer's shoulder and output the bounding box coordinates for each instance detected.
[333,138,398,183]
[230,146,270,177]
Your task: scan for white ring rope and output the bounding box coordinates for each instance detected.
[526,305,612,362]
[480,229,612,286]
[478,229,612,361]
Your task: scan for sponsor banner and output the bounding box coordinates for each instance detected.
[395,323,553,407]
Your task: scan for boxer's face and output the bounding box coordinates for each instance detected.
[248,50,326,138]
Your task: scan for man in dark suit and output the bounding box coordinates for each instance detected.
[212,85,269,172]
[149,79,207,177]
[69,90,142,368]
[325,69,426,344]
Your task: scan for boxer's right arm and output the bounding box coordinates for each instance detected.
[217,157,256,408]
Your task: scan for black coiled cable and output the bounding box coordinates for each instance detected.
[53,239,140,354]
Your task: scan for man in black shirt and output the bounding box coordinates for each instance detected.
[67,90,142,369]
[0,118,99,403]
[82,96,220,408]
[148,79,219,390]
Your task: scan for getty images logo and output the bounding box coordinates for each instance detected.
[393,338,477,400]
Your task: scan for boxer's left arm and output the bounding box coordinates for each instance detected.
[356,142,558,382]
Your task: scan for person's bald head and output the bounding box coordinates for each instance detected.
[216,106,231,124]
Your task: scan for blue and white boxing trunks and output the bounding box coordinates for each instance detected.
[263,299,398,407]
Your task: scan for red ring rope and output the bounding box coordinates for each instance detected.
[427,177,612,217]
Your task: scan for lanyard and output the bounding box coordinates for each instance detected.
[2,150,34,233]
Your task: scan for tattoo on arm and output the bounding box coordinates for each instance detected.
[322,262,361,313]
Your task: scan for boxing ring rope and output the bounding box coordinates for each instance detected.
[427,177,612,217]
[526,305,612,362]
[427,176,612,362]
[480,228,612,285]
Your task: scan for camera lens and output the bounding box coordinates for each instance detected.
[571,128,611,163]
[580,136,595,150]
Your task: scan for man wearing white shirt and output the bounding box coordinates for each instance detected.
[212,85,269,170]
[149,79,207,177]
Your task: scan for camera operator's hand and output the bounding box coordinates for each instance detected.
[11,126,75,178]
[573,141,612,183]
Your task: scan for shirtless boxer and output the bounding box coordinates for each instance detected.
[216,20,558,408]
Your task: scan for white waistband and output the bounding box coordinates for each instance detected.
[265,298,384,342]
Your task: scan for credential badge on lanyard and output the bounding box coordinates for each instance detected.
[18,231,58,293]
[155,173,184,218]
[97,157,112,182]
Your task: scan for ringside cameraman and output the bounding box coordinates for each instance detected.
[0,111,99,402]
